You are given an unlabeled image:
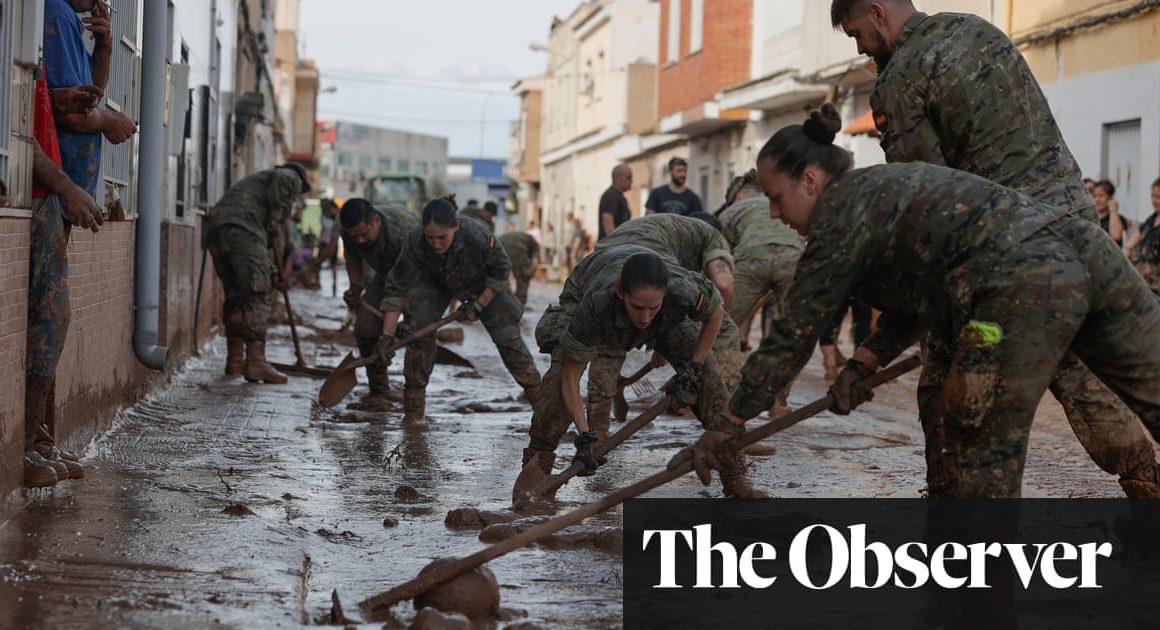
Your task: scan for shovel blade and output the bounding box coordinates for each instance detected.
[435,344,474,368]
[511,458,550,506]
[318,352,361,408]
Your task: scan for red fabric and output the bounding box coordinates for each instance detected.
[32,76,63,199]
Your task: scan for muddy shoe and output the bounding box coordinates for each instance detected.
[29,451,69,483]
[1120,467,1160,499]
[225,337,245,375]
[33,444,85,479]
[348,394,391,413]
[24,455,58,488]
[244,341,289,384]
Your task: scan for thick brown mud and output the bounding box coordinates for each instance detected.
[0,275,1135,627]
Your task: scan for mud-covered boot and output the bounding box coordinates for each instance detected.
[721,454,769,499]
[1120,462,1160,498]
[24,454,58,488]
[348,364,392,412]
[225,337,245,375]
[34,443,85,480]
[29,451,69,483]
[522,447,556,475]
[244,341,288,384]
[403,387,426,422]
[821,345,847,383]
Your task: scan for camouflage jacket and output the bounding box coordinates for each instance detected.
[458,207,495,233]
[382,215,512,312]
[340,204,418,277]
[551,244,721,364]
[594,214,733,275]
[718,196,804,256]
[207,168,301,244]
[871,12,1093,221]
[730,162,1067,419]
[499,231,541,273]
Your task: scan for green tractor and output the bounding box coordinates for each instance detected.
[364,174,428,212]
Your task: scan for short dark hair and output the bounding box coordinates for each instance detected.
[482,200,498,214]
[831,0,908,28]
[1153,177,1160,190]
[466,199,479,207]
[422,198,459,227]
[688,211,724,234]
[339,198,376,228]
[1095,180,1116,197]
[668,157,688,170]
[758,104,853,180]
[620,252,670,293]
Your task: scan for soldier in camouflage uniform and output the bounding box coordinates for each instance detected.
[380,199,541,420]
[459,200,497,233]
[831,0,1160,496]
[591,213,742,430]
[206,164,309,384]
[498,230,540,307]
[688,111,1160,498]
[526,245,765,497]
[337,198,418,412]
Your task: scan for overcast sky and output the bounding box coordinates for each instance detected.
[299,0,584,159]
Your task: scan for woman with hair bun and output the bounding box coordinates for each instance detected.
[680,104,1160,499]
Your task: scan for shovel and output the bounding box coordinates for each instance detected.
[317,312,461,408]
[354,353,922,621]
[512,395,672,506]
[360,300,476,369]
[269,265,334,377]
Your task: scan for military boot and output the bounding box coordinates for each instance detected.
[721,454,770,499]
[225,337,245,375]
[1120,462,1160,498]
[522,447,556,475]
[403,387,426,422]
[244,341,288,384]
[28,451,69,483]
[348,364,392,412]
[24,454,58,488]
[821,345,847,383]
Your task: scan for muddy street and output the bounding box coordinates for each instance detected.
[0,275,1136,628]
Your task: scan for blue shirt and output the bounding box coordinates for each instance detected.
[43,0,102,198]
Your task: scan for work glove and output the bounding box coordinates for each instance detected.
[668,415,744,486]
[456,299,483,323]
[573,430,607,477]
[343,284,364,309]
[373,333,399,365]
[828,359,876,415]
[664,361,704,410]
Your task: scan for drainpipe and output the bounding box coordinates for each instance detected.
[132,0,169,370]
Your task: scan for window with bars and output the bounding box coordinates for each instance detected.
[100,0,141,219]
[0,0,13,201]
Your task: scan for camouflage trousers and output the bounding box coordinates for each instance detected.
[207,226,272,342]
[25,196,71,447]
[526,318,731,452]
[353,268,388,357]
[919,218,1160,498]
[512,268,533,307]
[402,283,540,390]
[729,245,800,340]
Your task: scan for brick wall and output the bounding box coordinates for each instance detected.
[0,218,31,498]
[658,0,752,119]
[0,218,221,502]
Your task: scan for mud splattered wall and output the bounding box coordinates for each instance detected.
[0,218,31,499]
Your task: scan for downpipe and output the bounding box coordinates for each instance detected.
[132,0,169,369]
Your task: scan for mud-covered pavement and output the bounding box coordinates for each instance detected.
[0,274,1143,628]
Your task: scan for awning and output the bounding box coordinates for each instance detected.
[843,110,879,137]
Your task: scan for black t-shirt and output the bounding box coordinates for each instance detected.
[598,186,632,239]
[645,184,703,216]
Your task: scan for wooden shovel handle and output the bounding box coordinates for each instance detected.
[359,354,921,619]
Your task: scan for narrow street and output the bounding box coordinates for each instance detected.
[0,275,1135,628]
